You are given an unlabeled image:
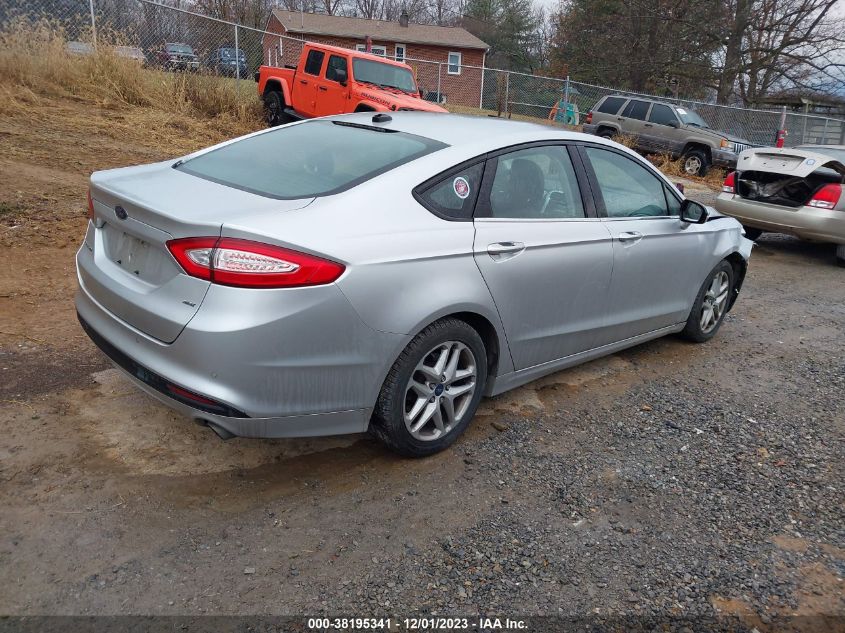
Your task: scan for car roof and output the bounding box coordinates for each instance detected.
[327,111,579,147]
[305,41,410,68]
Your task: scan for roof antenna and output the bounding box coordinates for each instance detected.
[372,113,392,123]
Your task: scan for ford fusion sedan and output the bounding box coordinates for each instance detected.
[76,113,752,456]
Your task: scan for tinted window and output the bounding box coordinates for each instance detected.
[649,104,677,126]
[175,120,446,200]
[487,146,584,219]
[417,162,484,220]
[585,147,669,217]
[621,99,650,121]
[326,55,347,82]
[304,49,324,75]
[597,96,626,115]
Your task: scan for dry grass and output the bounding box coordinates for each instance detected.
[610,132,638,149]
[0,19,262,135]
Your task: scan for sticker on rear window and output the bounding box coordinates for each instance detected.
[453,176,471,199]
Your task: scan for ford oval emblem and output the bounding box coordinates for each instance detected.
[115,205,128,220]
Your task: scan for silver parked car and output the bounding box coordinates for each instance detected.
[715,145,845,267]
[76,113,753,456]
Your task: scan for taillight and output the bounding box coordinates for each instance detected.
[585,111,593,124]
[808,184,842,210]
[87,188,95,220]
[722,171,736,194]
[166,237,345,288]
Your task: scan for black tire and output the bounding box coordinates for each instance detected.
[836,245,845,268]
[263,91,289,127]
[681,260,735,343]
[597,127,616,139]
[682,148,710,177]
[370,318,487,457]
[742,226,763,241]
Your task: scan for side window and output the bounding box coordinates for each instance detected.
[621,99,650,121]
[664,184,682,216]
[416,162,484,220]
[596,96,627,115]
[304,49,325,76]
[649,104,678,126]
[585,147,669,218]
[486,146,584,219]
[325,55,348,82]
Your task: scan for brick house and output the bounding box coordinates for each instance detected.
[262,10,488,107]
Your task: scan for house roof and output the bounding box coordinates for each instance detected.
[269,9,488,50]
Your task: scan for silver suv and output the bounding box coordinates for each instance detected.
[583,95,754,176]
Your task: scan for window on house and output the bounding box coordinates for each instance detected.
[355,44,387,57]
[447,51,461,75]
[395,44,406,63]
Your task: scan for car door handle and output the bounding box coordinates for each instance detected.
[644,123,653,127]
[318,85,328,91]
[617,231,643,244]
[300,79,308,85]
[487,241,525,257]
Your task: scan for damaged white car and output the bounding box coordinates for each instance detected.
[716,145,845,267]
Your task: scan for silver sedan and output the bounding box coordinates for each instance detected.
[76,113,753,456]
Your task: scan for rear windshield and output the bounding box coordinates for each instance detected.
[175,120,446,199]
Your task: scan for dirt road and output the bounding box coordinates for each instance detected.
[1,97,843,630]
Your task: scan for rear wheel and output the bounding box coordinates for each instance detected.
[263,91,290,127]
[370,318,487,457]
[683,148,710,177]
[682,261,734,343]
[836,244,845,268]
[742,226,763,241]
[597,127,615,139]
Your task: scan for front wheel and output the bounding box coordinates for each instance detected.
[683,149,710,177]
[682,261,735,343]
[370,318,487,457]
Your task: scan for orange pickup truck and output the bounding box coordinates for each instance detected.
[255,42,447,125]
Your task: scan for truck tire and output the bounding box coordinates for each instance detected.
[742,226,763,241]
[597,127,615,139]
[682,148,710,177]
[836,244,845,268]
[263,91,290,127]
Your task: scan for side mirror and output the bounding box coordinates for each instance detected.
[668,120,680,128]
[335,68,347,86]
[680,199,708,224]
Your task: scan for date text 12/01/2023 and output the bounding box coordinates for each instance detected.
[306,617,528,630]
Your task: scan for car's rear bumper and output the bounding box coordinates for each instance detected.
[715,193,845,244]
[75,254,406,438]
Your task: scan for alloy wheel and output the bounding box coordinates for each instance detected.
[403,341,477,442]
[700,271,730,333]
[684,155,702,175]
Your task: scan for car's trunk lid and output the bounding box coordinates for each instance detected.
[734,148,845,208]
[82,162,313,343]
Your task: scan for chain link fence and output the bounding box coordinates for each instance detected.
[3,0,844,147]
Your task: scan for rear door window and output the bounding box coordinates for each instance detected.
[596,96,627,115]
[175,120,446,199]
[304,49,325,75]
[621,99,650,121]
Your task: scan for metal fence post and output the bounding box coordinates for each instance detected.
[436,62,442,104]
[479,62,485,110]
[504,71,510,118]
[88,0,97,49]
[564,75,570,111]
[234,24,240,96]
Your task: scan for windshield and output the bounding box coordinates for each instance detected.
[676,107,709,128]
[352,58,417,93]
[220,48,245,60]
[175,120,446,199]
[166,44,193,54]
[796,146,845,164]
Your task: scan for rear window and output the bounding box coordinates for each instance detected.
[174,120,446,199]
[596,96,626,115]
